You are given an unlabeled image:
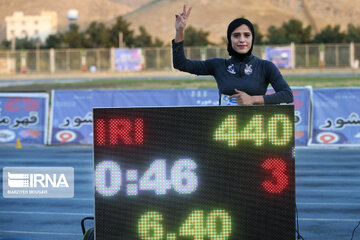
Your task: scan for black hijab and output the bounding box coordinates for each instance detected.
[227,18,255,61]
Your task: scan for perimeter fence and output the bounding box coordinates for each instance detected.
[0,43,359,74]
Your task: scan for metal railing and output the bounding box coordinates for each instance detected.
[0,43,359,74]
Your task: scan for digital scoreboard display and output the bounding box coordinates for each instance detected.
[93,105,295,240]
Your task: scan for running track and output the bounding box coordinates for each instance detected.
[0,146,359,240]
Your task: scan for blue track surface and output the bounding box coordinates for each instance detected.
[0,146,359,240]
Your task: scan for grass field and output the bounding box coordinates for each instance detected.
[0,74,360,92]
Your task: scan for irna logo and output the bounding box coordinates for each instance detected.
[7,172,69,188]
[3,167,74,198]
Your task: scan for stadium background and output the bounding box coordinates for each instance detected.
[1,0,360,239]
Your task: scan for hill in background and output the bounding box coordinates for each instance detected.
[123,0,360,44]
[0,0,359,44]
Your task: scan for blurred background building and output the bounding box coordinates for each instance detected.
[5,11,57,43]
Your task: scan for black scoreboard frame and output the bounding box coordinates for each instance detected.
[93,105,295,240]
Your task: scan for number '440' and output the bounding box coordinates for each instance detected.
[214,114,293,147]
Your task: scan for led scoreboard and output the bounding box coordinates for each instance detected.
[93,105,295,240]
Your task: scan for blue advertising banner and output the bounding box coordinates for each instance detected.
[50,88,309,145]
[114,48,143,71]
[265,46,292,68]
[293,87,312,146]
[310,88,360,146]
[267,87,312,146]
[49,89,219,145]
[0,93,49,145]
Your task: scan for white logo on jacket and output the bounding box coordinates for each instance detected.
[244,64,252,75]
[227,64,236,74]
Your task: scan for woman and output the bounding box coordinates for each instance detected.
[172,5,293,105]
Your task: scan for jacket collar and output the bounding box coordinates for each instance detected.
[230,54,254,63]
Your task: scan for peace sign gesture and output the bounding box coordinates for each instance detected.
[175,4,192,32]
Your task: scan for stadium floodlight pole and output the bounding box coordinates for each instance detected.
[119,32,123,48]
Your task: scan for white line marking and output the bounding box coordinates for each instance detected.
[296,164,360,167]
[297,189,360,192]
[73,198,93,201]
[0,198,94,201]
[297,178,360,182]
[0,210,92,216]
[299,218,360,222]
[0,230,82,236]
[297,202,360,206]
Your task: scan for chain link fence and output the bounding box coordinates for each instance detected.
[0,43,359,74]
[295,44,320,68]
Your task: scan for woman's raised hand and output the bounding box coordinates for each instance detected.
[175,4,192,32]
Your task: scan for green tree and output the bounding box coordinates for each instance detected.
[0,38,38,49]
[266,19,312,44]
[152,38,164,47]
[346,24,360,43]
[62,24,86,48]
[1,38,43,49]
[85,21,111,48]
[109,16,134,47]
[133,26,163,47]
[282,19,312,43]
[313,25,346,43]
[266,25,287,44]
[15,38,37,49]
[184,25,210,46]
[133,26,151,47]
[45,34,63,48]
[253,23,264,44]
[1,40,11,49]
